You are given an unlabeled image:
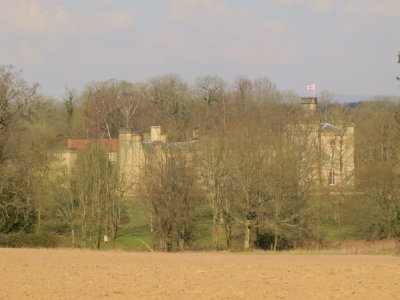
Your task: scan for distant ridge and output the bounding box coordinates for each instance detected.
[333,94,372,103]
[344,102,362,108]
[333,94,399,103]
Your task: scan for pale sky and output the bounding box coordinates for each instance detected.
[1,0,399,100]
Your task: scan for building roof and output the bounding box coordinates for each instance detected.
[320,123,338,132]
[67,138,119,152]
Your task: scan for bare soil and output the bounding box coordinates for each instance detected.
[1,248,399,300]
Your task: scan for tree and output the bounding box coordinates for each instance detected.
[0,65,38,131]
[141,147,198,251]
[0,65,51,234]
[252,77,278,102]
[0,65,39,162]
[353,99,400,239]
[233,76,253,113]
[145,74,191,140]
[63,87,77,136]
[45,172,79,245]
[359,162,400,239]
[0,108,56,234]
[317,90,334,114]
[194,75,227,130]
[72,144,121,248]
[354,100,399,169]
[81,80,120,139]
[216,112,313,250]
[223,125,269,249]
[195,75,226,105]
[64,87,76,123]
[260,138,311,250]
[117,82,142,129]
[146,74,188,117]
[0,168,35,233]
[200,137,231,249]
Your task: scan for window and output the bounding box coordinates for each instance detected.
[328,170,336,185]
[329,152,335,163]
[329,139,336,164]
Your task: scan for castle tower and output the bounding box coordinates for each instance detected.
[301,97,318,116]
[151,126,161,142]
[118,128,144,194]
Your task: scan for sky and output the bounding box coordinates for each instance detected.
[0,0,399,101]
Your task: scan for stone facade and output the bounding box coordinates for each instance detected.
[58,126,196,194]
[287,98,355,188]
[59,99,355,191]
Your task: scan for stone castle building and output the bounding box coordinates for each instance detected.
[59,98,355,191]
[59,126,197,194]
[293,97,355,187]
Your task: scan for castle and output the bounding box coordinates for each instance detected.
[293,97,354,187]
[59,98,355,191]
[59,126,198,194]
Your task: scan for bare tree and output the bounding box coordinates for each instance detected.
[0,65,39,162]
[118,83,142,129]
[195,75,226,105]
[45,172,78,246]
[200,137,230,249]
[0,65,38,132]
[81,80,120,139]
[359,162,400,239]
[72,144,120,248]
[141,147,198,251]
[0,65,46,234]
[353,100,400,239]
[146,74,188,117]
[194,75,227,130]
[223,124,272,249]
[252,77,277,102]
[145,74,191,140]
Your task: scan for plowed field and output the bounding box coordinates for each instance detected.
[1,248,399,299]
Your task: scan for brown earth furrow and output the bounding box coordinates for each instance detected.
[0,248,399,300]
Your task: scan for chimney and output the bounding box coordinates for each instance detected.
[301,97,317,116]
[67,137,72,148]
[151,126,161,142]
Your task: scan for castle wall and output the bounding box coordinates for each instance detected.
[59,111,355,193]
[320,124,355,187]
[55,149,77,174]
[118,129,144,195]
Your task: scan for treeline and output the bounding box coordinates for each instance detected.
[1,64,400,251]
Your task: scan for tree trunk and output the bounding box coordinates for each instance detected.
[244,219,251,249]
[255,224,260,248]
[37,200,41,231]
[150,213,154,233]
[179,238,184,251]
[96,226,102,249]
[213,213,218,249]
[273,231,278,251]
[223,216,232,250]
[71,227,75,247]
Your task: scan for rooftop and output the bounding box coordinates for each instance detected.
[67,138,119,152]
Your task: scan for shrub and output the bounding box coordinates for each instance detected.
[256,232,292,250]
[0,232,59,248]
